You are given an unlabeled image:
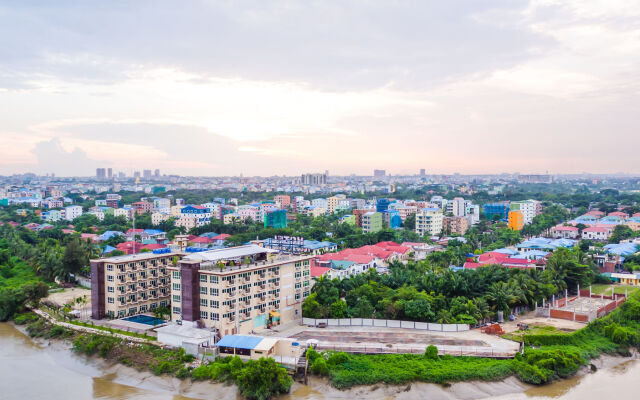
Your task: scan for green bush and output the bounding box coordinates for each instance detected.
[425,345,439,360]
[235,358,292,400]
[310,357,328,375]
[13,312,39,325]
[176,366,191,379]
[327,352,349,366]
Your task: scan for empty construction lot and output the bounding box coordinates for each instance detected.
[282,325,520,358]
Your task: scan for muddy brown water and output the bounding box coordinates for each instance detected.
[1,322,638,400]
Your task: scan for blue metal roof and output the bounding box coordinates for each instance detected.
[215,335,263,349]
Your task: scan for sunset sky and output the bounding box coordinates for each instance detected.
[1,0,639,176]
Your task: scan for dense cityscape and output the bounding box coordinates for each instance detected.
[3,1,640,400]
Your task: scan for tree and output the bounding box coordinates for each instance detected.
[302,293,325,318]
[61,238,88,282]
[235,357,292,400]
[609,225,635,244]
[403,214,416,230]
[404,299,434,321]
[329,299,348,318]
[486,282,517,314]
[153,305,171,320]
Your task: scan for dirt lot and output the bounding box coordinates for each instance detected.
[277,324,520,357]
[46,287,91,308]
[501,310,585,333]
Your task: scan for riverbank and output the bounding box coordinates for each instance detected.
[7,321,638,400]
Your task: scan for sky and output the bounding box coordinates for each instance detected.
[1,0,639,177]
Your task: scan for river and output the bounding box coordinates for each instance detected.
[1,322,638,400]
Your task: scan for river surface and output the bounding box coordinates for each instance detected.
[1,322,639,400]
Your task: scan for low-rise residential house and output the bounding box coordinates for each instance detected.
[551,225,580,239]
[582,226,613,241]
[151,211,171,225]
[41,209,63,222]
[114,207,134,221]
[132,201,153,215]
[63,205,83,221]
[443,216,469,235]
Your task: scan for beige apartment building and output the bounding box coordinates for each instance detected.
[91,252,182,319]
[167,245,312,336]
[415,207,444,236]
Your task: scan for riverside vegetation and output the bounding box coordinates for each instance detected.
[19,314,292,400]
[304,290,640,389]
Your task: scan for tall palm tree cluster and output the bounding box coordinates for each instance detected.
[304,248,595,324]
[0,224,100,283]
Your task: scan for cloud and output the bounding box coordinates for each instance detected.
[0,1,542,90]
[30,137,106,176]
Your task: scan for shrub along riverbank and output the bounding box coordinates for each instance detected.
[307,291,640,389]
[20,315,292,400]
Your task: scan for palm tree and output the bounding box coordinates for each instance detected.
[486,282,517,314]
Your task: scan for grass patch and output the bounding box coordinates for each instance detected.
[591,284,639,296]
[324,352,514,389]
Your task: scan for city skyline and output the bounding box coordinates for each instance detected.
[2,1,640,177]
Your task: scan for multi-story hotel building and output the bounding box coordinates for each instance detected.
[91,251,182,319]
[168,245,312,336]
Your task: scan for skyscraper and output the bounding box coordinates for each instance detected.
[143,169,152,179]
[107,168,113,179]
[420,169,425,176]
[154,169,160,178]
[96,168,106,180]
[373,169,386,178]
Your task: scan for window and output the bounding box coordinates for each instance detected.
[295,293,301,301]
[209,275,218,284]
[107,286,114,293]
[107,275,114,282]
[200,287,207,295]
[303,280,310,287]
[295,282,301,289]
[107,265,114,271]
[211,313,220,321]
[172,271,181,280]
[200,274,207,283]
[172,283,181,291]
[210,288,218,296]
[294,271,301,279]
[200,299,207,307]
[173,306,181,314]
[209,300,219,308]
[173,295,181,302]
[303,270,310,277]
[200,311,208,319]
[107,297,114,304]
[303,260,310,266]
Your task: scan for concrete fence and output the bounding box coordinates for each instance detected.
[301,317,469,332]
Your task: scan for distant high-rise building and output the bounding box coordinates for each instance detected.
[154,169,160,177]
[96,168,106,180]
[373,169,386,178]
[118,172,126,179]
[143,169,152,179]
[133,171,141,179]
[420,169,425,176]
[301,172,327,185]
[107,168,113,179]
